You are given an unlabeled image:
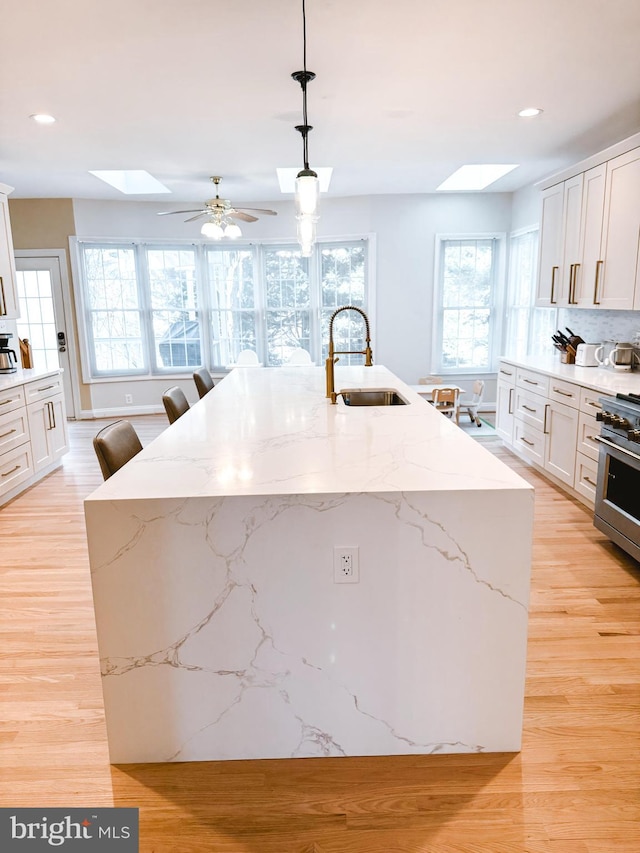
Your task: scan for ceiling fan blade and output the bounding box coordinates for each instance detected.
[237,208,278,216]
[184,213,208,223]
[157,209,206,216]
[229,210,258,223]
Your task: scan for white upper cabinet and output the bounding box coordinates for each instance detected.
[0,187,20,320]
[576,163,606,307]
[535,183,564,307]
[536,143,640,311]
[601,148,640,310]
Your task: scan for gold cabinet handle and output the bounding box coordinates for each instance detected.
[508,387,514,414]
[550,266,558,304]
[0,428,17,439]
[543,403,550,434]
[521,437,534,447]
[523,378,539,385]
[593,260,603,305]
[584,475,597,487]
[1,464,21,477]
[522,404,537,413]
[0,276,6,316]
[569,263,580,304]
[553,387,574,397]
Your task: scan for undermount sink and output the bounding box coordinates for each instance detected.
[338,388,409,406]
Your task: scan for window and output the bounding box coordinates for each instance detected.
[504,227,556,359]
[433,235,505,373]
[74,238,370,378]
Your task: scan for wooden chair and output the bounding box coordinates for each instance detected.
[193,368,215,399]
[419,375,443,385]
[162,386,190,424]
[93,420,143,480]
[461,379,485,427]
[432,387,460,424]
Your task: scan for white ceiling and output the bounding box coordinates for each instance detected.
[1,0,640,204]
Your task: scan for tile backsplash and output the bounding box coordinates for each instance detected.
[559,308,640,346]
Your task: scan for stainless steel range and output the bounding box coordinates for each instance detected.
[594,393,640,562]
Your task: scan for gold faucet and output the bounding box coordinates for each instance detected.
[325,305,373,403]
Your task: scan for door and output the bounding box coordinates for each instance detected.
[535,183,564,306]
[14,254,77,418]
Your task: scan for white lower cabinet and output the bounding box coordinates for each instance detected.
[27,395,69,472]
[544,399,579,486]
[497,360,599,507]
[0,370,68,506]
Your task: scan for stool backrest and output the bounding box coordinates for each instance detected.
[162,386,190,424]
[93,420,143,480]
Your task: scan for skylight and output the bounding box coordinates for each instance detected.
[436,164,519,192]
[89,170,171,194]
[276,167,333,193]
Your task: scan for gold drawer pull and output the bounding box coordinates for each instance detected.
[522,404,537,413]
[587,400,602,409]
[1,464,21,477]
[37,384,56,392]
[0,428,17,439]
[553,387,574,397]
[584,475,597,487]
[523,378,539,385]
[521,437,535,447]
[587,435,598,443]
[0,398,17,406]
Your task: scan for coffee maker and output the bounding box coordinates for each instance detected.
[0,332,18,373]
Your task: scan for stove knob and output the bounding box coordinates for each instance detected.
[629,430,640,442]
[619,418,632,431]
[596,411,605,421]
[602,412,613,424]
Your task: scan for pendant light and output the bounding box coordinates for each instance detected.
[292,0,319,256]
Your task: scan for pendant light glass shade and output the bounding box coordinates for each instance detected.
[297,213,317,257]
[201,220,224,239]
[295,169,320,216]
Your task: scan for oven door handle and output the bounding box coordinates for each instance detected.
[594,434,640,464]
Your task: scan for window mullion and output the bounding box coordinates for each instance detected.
[136,243,154,374]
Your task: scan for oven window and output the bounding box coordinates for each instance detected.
[605,455,640,522]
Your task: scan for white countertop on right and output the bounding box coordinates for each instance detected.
[499,355,640,397]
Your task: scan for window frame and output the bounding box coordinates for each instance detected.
[431,232,507,375]
[71,235,374,382]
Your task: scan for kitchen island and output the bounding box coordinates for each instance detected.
[84,366,534,763]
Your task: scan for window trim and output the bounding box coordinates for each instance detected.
[431,232,507,375]
[70,234,375,382]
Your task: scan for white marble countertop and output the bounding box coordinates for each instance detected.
[0,365,62,391]
[500,354,640,396]
[87,365,531,502]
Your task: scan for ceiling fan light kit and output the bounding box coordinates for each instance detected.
[158,174,277,238]
[292,0,320,256]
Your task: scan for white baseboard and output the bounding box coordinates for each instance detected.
[78,404,165,420]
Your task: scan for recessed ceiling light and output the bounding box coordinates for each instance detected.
[276,167,333,193]
[89,170,171,194]
[30,114,56,124]
[436,164,519,192]
[518,107,543,118]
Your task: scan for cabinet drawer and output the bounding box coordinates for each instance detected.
[577,411,600,461]
[574,452,598,505]
[579,387,603,415]
[548,378,580,408]
[515,388,547,430]
[23,374,63,404]
[0,385,26,416]
[0,442,33,497]
[0,406,29,454]
[516,368,550,397]
[513,421,545,466]
[497,362,517,385]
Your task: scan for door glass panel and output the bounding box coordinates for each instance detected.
[16,269,60,370]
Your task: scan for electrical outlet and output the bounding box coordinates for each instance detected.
[125,394,133,404]
[333,546,359,584]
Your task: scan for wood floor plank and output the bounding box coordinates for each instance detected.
[0,420,638,851]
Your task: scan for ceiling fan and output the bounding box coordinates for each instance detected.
[157,176,277,239]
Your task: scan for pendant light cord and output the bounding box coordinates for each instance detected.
[301,0,310,170]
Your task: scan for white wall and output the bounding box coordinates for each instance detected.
[72,193,512,414]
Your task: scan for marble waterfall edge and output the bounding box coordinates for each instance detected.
[85,485,532,763]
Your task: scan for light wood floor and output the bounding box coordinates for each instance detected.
[1,416,639,852]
